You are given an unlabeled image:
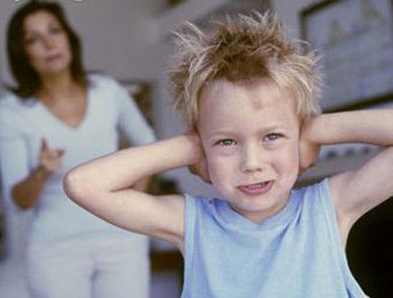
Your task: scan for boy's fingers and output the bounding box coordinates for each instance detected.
[188,165,197,175]
[200,162,211,184]
[189,161,211,184]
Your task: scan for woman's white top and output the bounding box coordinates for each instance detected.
[0,74,155,245]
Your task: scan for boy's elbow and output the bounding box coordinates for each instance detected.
[63,170,89,203]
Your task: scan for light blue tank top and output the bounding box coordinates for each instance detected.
[181,179,368,298]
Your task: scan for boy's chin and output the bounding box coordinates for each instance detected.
[230,197,287,214]
[230,203,286,223]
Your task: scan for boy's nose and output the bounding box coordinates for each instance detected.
[239,143,262,173]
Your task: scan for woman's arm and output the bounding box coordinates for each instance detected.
[11,139,65,209]
[0,105,51,210]
[64,135,202,249]
[11,166,50,209]
[302,110,393,227]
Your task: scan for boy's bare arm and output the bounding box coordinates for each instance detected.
[63,135,202,251]
[302,110,393,228]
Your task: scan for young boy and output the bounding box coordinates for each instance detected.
[63,13,392,297]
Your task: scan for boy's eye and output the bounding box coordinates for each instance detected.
[217,139,236,146]
[264,133,282,142]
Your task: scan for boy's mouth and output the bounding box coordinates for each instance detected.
[237,180,273,195]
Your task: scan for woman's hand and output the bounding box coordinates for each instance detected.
[299,118,320,174]
[11,139,65,209]
[39,138,65,177]
[188,133,210,183]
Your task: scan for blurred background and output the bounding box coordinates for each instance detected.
[1,0,393,297]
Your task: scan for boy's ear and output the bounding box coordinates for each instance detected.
[189,158,211,184]
[186,130,211,184]
[299,118,320,174]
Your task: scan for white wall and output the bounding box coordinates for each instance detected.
[271,0,320,38]
[0,1,20,85]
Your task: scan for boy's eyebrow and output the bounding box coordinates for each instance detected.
[206,125,291,138]
[258,125,292,132]
[205,130,237,139]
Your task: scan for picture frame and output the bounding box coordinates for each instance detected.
[300,0,393,112]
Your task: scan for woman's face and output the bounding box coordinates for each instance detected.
[23,10,72,77]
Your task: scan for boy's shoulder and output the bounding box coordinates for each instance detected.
[293,178,336,225]
[184,193,228,223]
[294,178,331,199]
[184,193,220,211]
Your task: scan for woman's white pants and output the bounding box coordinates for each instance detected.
[26,234,150,298]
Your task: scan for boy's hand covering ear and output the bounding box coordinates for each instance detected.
[188,133,211,183]
[299,118,320,174]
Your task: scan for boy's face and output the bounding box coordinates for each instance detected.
[198,79,300,223]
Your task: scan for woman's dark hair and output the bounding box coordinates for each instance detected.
[7,0,87,98]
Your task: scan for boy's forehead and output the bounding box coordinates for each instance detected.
[200,78,296,111]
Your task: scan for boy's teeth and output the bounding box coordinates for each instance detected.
[238,181,272,195]
[247,182,266,188]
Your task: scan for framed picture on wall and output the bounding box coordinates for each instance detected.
[300,0,393,112]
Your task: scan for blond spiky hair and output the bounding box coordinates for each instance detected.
[169,11,323,129]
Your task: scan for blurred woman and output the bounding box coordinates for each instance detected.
[0,1,154,297]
